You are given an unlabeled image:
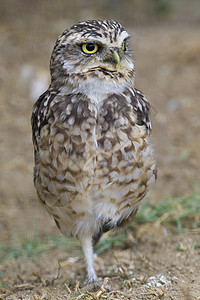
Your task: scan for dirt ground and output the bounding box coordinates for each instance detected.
[0,1,200,299]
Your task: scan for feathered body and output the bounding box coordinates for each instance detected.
[31,19,156,283]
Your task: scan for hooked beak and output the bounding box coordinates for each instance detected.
[113,50,120,71]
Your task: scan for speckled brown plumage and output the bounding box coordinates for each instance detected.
[31,19,156,283]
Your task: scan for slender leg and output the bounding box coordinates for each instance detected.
[79,234,97,284]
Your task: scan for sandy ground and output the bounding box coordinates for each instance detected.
[0,2,200,299]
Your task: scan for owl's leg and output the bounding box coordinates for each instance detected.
[79,234,97,284]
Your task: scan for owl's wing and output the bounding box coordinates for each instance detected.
[31,91,55,155]
[131,88,152,133]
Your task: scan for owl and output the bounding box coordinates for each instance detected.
[31,19,156,284]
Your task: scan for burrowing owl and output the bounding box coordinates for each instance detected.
[31,19,156,283]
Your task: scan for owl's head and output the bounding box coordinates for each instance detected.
[50,20,134,96]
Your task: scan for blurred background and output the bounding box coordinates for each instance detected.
[0,0,200,242]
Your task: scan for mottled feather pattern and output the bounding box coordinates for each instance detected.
[31,19,156,283]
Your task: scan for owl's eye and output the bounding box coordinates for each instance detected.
[122,41,126,51]
[81,43,99,54]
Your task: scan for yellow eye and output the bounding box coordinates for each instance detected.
[122,41,126,51]
[81,43,98,54]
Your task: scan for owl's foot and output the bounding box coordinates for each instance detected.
[87,273,98,285]
[81,277,102,293]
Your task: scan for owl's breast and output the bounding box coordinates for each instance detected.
[34,93,156,232]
